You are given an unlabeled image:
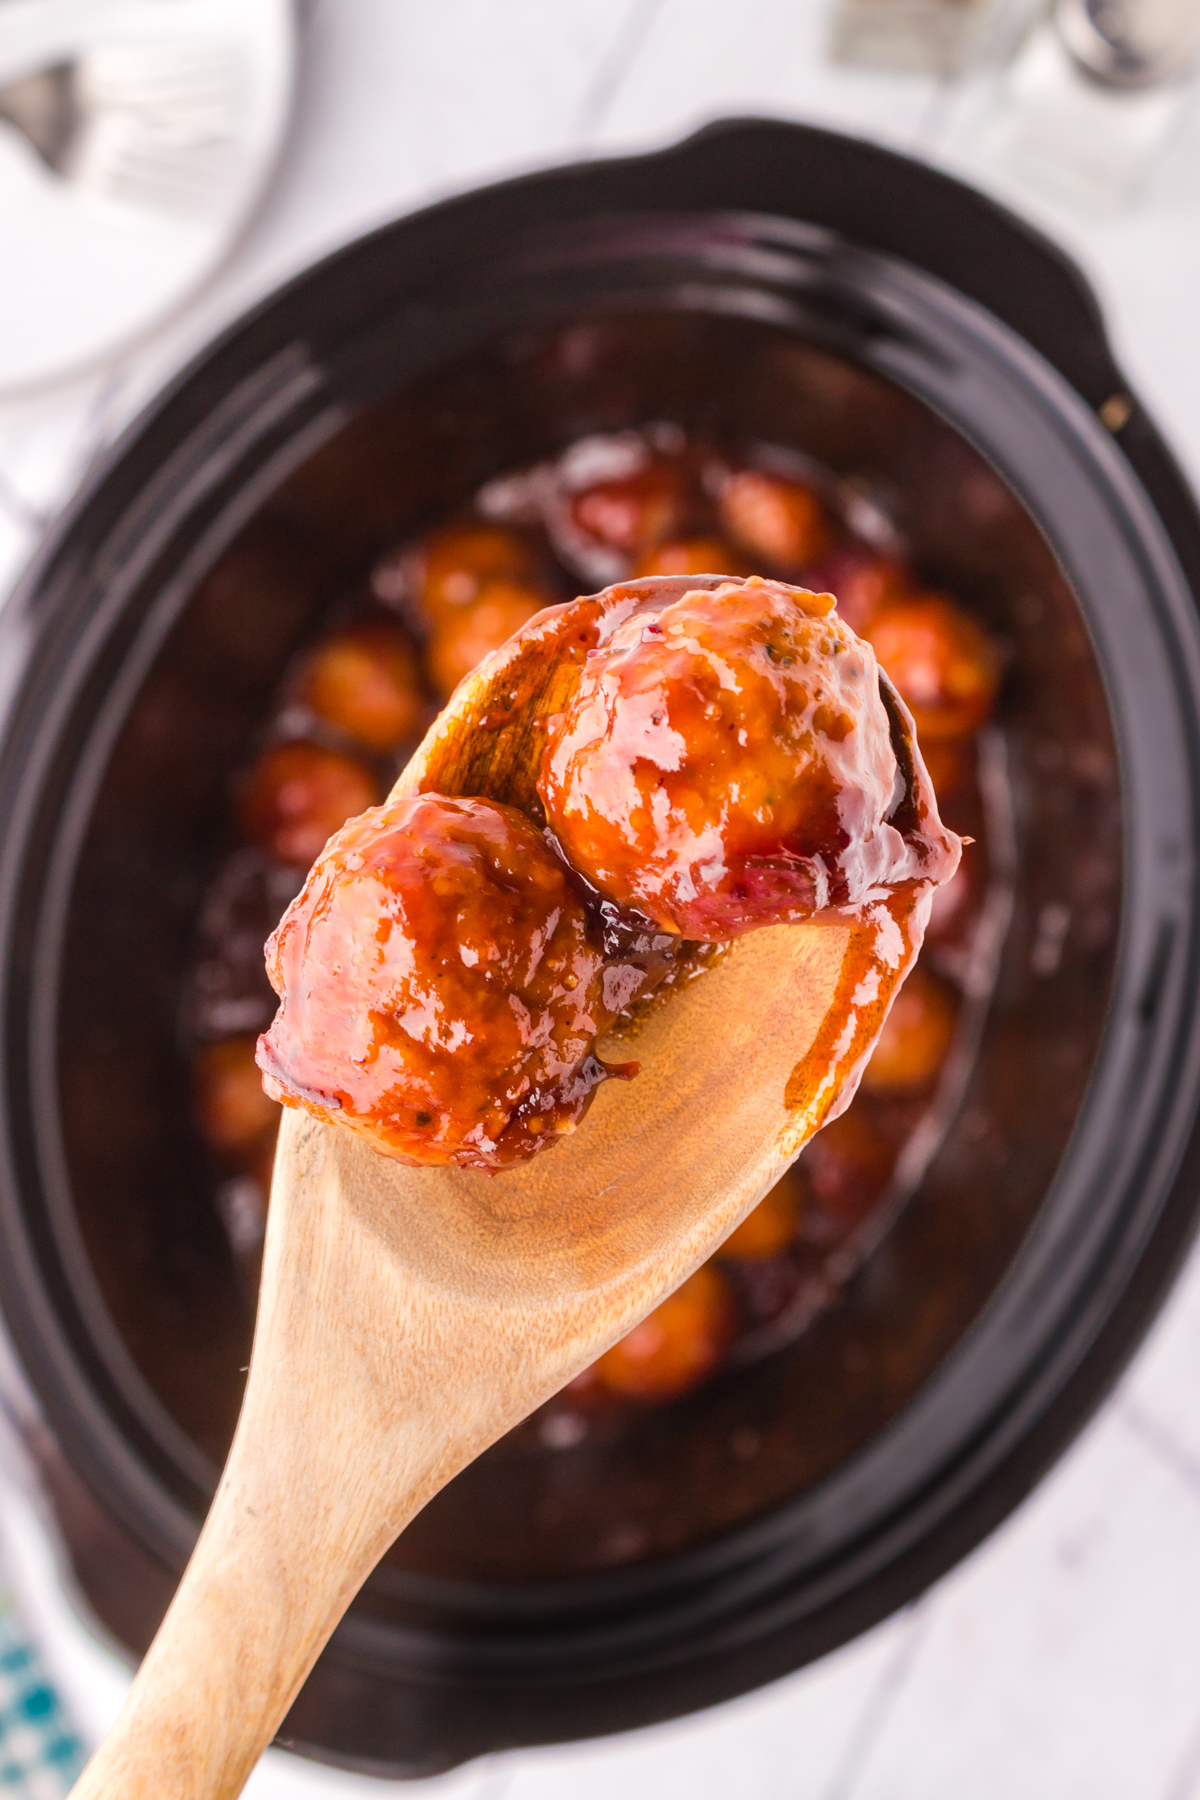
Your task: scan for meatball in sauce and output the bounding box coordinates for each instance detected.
[191,422,1003,1422]
[402,522,539,628]
[592,1265,735,1402]
[298,619,426,752]
[193,1034,280,1157]
[633,536,749,579]
[258,574,960,1173]
[240,741,380,870]
[426,581,550,700]
[860,964,958,1097]
[570,460,689,556]
[718,469,830,571]
[256,793,630,1170]
[539,576,953,941]
[864,593,998,744]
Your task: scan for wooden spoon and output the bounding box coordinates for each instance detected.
[71,577,939,1799]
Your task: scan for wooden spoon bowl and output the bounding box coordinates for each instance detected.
[72,576,941,1799]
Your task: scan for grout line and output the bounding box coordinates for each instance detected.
[571,0,668,144]
[816,1601,936,1800]
[1115,1394,1200,1503]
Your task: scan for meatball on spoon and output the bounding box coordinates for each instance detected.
[71,576,957,1800]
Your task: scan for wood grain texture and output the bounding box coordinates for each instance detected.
[70,579,932,1799]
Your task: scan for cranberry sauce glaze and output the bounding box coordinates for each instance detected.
[255,573,959,1171]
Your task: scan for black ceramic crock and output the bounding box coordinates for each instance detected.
[2,119,1200,1778]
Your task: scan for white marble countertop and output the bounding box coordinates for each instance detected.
[2,4,1200,1797]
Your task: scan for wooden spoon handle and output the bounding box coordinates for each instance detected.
[69,899,901,1795]
[68,1116,509,1800]
[67,1442,393,1800]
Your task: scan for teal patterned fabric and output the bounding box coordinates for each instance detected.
[0,1599,83,1798]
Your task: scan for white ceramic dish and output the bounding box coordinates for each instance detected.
[0,0,294,395]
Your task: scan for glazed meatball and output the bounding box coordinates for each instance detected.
[391,522,537,627]
[426,580,550,699]
[718,470,830,571]
[865,594,998,743]
[860,964,957,1096]
[719,1165,804,1260]
[256,793,624,1169]
[539,576,927,941]
[593,1266,734,1401]
[376,521,552,698]
[240,741,379,869]
[299,619,426,751]
[633,537,749,579]
[194,1035,280,1157]
[570,461,689,555]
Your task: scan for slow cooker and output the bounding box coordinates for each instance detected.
[1,119,1199,1778]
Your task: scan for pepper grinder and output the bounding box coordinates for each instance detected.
[984,0,1200,207]
[1056,0,1200,85]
